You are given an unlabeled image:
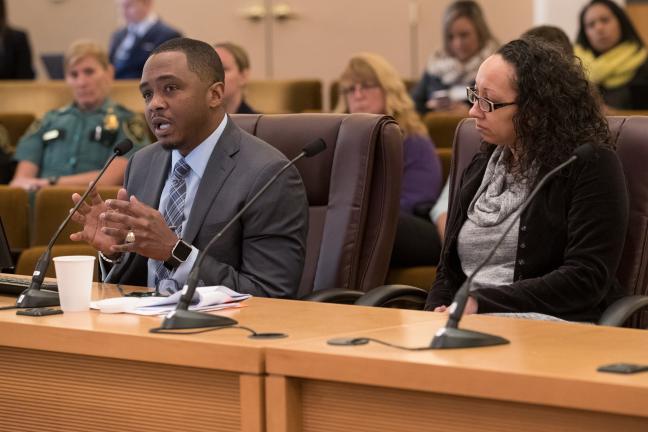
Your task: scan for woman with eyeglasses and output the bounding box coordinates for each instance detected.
[411,0,498,115]
[336,52,444,266]
[575,0,648,110]
[426,38,628,322]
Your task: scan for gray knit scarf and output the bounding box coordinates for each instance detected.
[467,146,533,227]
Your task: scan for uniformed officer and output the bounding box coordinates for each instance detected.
[10,40,149,191]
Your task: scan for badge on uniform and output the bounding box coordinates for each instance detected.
[91,108,119,146]
[42,129,65,143]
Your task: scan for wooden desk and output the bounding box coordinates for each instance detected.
[0,283,438,432]
[265,314,648,432]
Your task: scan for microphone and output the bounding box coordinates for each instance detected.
[431,144,594,349]
[156,138,327,331]
[16,139,134,308]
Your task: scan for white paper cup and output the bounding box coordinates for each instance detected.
[53,255,95,312]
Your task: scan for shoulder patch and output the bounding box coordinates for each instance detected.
[24,119,43,138]
[123,115,148,144]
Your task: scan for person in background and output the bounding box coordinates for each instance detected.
[109,0,181,79]
[10,40,148,191]
[522,25,573,56]
[429,180,449,242]
[337,52,443,266]
[0,0,35,79]
[427,38,628,322]
[411,0,498,115]
[213,42,258,114]
[575,0,648,110]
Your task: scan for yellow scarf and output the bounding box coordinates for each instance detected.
[575,42,648,89]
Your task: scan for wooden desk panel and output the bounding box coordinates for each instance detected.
[266,315,648,432]
[0,346,243,432]
[0,279,441,432]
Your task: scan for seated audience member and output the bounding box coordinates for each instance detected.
[426,38,628,322]
[0,126,15,183]
[213,42,258,114]
[575,0,648,110]
[70,38,308,297]
[521,25,573,56]
[0,0,35,79]
[411,0,498,115]
[10,40,148,191]
[336,53,443,266]
[109,0,182,79]
[429,180,449,242]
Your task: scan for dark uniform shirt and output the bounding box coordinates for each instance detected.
[14,98,149,178]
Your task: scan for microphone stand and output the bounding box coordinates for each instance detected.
[17,140,133,308]
[157,140,326,331]
[431,154,578,349]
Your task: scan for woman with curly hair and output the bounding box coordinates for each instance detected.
[411,0,498,114]
[425,38,628,322]
[575,0,648,109]
[337,52,443,265]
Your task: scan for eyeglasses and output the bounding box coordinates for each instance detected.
[341,82,380,95]
[466,87,516,112]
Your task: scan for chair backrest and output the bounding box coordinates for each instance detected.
[0,81,71,117]
[231,113,403,297]
[0,113,36,150]
[246,80,323,113]
[31,186,121,247]
[422,112,466,149]
[450,116,648,325]
[0,186,29,251]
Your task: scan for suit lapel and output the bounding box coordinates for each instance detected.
[138,147,171,209]
[183,121,241,243]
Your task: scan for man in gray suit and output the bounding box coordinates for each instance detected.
[70,38,308,298]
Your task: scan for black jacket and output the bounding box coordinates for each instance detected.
[601,59,648,110]
[109,20,182,79]
[425,144,629,322]
[0,27,35,79]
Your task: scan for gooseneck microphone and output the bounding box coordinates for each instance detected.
[16,139,134,308]
[431,143,595,349]
[156,138,327,331]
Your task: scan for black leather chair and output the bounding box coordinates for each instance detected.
[232,113,403,298]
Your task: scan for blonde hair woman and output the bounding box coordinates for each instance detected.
[337,52,443,266]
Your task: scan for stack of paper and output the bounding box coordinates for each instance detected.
[91,286,250,315]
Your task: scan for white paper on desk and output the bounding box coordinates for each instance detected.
[91,286,250,315]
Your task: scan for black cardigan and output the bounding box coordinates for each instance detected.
[425,144,629,322]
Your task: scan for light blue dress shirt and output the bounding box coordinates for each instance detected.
[145,115,229,288]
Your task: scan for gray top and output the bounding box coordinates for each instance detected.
[457,146,532,291]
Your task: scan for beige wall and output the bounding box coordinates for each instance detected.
[6,0,537,85]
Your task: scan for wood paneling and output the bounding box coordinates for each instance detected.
[297,379,648,432]
[0,346,241,432]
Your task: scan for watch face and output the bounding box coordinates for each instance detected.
[173,240,192,261]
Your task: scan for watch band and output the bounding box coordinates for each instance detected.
[164,238,192,270]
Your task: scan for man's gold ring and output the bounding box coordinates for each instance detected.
[125,231,136,244]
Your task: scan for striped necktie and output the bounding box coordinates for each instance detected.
[153,158,191,286]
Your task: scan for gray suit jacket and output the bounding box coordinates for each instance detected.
[106,119,308,298]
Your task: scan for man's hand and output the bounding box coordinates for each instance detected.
[102,194,179,261]
[69,187,129,255]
